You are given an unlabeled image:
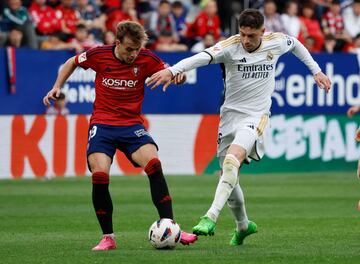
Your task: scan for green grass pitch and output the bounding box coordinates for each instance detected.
[1,172,360,264]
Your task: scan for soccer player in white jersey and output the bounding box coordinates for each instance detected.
[147,9,331,245]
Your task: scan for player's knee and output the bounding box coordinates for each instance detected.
[227,145,247,164]
[222,154,240,187]
[88,154,111,174]
[232,150,246,164]
[92,171,109,184]
[144,157,163,177]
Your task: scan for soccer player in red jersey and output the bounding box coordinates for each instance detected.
[43,21,197,251]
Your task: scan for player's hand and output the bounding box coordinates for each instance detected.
[347,105,360,118]
[314,72,331,93]
[147,69,174,92]
[172,73,186,85]
[43,87,61,106]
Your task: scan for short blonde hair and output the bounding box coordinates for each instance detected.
[116,21,148,45]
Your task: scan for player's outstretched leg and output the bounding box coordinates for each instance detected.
[193,154,240,236]
[229,221,257,246]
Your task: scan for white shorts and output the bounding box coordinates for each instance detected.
[217,112,269,166]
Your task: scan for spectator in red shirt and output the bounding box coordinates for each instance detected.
[321,0,351,50]
[105,0,140,33]
[55,0,80,39]
[299,3,325,52]
[102,0,121,9]
[321,0,344,36]
[29,0,61,35]
[186,0,221,41]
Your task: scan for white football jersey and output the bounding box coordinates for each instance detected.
[169,32,321,117]
[205,33,296,116]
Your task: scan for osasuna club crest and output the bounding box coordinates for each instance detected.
[133,65,139,76]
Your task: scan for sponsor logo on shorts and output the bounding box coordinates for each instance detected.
[134,129,150,137]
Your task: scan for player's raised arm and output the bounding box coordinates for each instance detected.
[43,56,77,106]
[290,37,331,93]
[148,51,213,91]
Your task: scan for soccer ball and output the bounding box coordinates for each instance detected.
[148,218,181,249]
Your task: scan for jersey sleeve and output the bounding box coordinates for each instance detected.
[204,41,227,64]
[276,33,296,54]
[144,51,166,77]
[74,47,99,71]
[204,35,241,64]
[274,33,321,74]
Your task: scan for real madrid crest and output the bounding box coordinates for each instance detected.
[133,65,139,76]
[266,51,273,61]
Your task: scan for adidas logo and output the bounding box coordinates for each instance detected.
[104,67,111,72]
[239,57,247,63]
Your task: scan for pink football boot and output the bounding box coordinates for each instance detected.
[92,235,117,251]
[180,231,198,245]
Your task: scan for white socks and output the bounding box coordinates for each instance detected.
[206,154,240,222]
[227,184,249,231]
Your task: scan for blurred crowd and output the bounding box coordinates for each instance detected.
[0,0,359,54]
